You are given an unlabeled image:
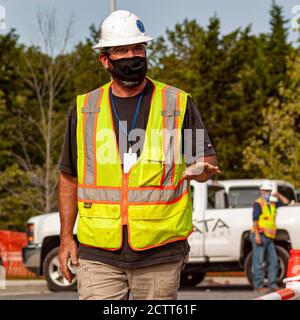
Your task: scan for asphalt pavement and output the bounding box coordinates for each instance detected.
[0,277,262,300]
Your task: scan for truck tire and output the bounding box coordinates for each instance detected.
[180,272,206,287]
[244,245,290,288]
[43,247,77,292]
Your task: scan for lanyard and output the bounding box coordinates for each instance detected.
[110,87,144,150]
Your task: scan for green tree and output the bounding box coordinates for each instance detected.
[243,57,300,188]
[265,1,291,100]
[0,3,299,231]
[0,31,35,230]
[148,18,264,178]
[0,23,110,230]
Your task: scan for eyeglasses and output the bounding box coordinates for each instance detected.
[106,44,146,57]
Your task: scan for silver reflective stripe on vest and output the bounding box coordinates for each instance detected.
[128,180,189,203]
[162,86,181,186]
[78,186,121,202]
[82,88,101,185]
[77,180,188,204]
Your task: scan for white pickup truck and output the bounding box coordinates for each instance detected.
[22,179,300,291]
[221,179,300,208]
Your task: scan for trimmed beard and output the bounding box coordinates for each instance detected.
[111,76,143,89]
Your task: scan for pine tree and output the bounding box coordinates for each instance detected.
[265,1,291,100]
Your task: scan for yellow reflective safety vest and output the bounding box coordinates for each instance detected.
[256,197,277,239]
[76,78,193,251]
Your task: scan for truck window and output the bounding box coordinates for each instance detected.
[228,187,259,208]
[207,186,228,209]
[278,186,296,202]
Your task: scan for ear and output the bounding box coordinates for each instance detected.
[99,53,109,69]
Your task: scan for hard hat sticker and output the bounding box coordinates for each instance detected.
[136,20,145,33]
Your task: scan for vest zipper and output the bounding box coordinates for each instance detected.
[122,172,129,225]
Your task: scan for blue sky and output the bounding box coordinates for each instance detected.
[1,0,299,50]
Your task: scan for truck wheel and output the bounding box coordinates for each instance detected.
[244,245,290,288]
[180,272,206,287]
[43,247,77,292]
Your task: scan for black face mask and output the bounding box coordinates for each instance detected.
[107,56,147,88]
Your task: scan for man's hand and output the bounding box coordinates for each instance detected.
[182,161,221,182]
[272,192,290,205]
[58,237,79,283]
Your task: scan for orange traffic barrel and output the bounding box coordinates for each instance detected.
[286,249,300,278]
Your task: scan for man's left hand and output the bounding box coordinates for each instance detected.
[182,162,221,182]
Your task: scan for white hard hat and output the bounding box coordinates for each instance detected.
[93,10,154,49]
[259,180,273,191]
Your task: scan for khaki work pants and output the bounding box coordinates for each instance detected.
[77,256,188,300]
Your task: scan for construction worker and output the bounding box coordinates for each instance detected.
[58,10,220,300]
[251,180,290,293]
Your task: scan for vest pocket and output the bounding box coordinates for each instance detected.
[78,202,121,218]
[128,192,191,220]
[129,206,183,220]
[77,202,122,249]
[128,199,193,250]
[136,161,164,186]
[131,146,164,187]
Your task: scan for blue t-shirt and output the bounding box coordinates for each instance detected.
[252,201,284,221]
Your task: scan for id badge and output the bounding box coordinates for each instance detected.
[123,147,137,173]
